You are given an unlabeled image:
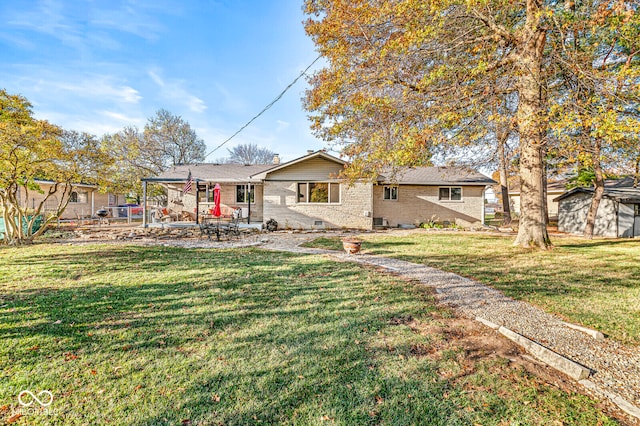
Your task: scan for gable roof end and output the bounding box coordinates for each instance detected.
[249,150,346,180]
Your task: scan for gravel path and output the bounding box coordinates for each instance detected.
[255,232,640,422]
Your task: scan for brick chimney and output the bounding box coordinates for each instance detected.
[272,154,280,165]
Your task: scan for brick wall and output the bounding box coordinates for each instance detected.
[372,185,485,227]
[263,181,373,229]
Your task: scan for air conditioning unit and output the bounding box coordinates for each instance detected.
[373,217,388,227]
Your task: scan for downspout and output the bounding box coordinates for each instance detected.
[481,187,486,224]
[247,183,251,224]
[615,200,619,238]
[142,181,148,228]
[195,183,199,224]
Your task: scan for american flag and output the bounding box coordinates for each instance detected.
[183,170,193,194]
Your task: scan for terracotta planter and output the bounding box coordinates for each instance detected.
[342,239,362,255]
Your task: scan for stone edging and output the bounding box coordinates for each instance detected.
[496,325,591,380]
[474,317,639,422]
[561,321,605,340]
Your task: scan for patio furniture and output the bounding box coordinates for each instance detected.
[199,209,241,241]
[157,208,179,222]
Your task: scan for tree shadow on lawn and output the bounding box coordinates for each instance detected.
[557,238,640,250]
[1,247,449,423]
[0,245,622,425]
[363,234,640,293]
[363,237,640,345]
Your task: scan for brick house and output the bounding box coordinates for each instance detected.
[142,151,495,229]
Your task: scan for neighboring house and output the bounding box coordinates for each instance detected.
[18,180,125,220]
[555,177,640,238]
[509,180,567,220]
[142,151,495,229]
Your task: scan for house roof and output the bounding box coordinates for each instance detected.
[142,152,495,186]
[510,179,568,195]
[34,179,98,189]
[142,163,272,183]
[554,178,640,203]
[379,167,496,186]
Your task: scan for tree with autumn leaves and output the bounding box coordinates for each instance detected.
[0,90,111,244]
[0,90,206,244]
[304,0,639,248]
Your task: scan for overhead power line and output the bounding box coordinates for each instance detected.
[204,55,322,159]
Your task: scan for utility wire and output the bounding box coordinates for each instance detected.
[204,55,322,159]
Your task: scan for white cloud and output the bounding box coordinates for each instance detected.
[148,70,165,88]
[88,1,171,41]
[34,109,125,136]
[6,0,87,51]
[275,120,290,132]
[0,32,36,50]
[213,83,246,113]
[100,110,144,126]
[49,77,142,104]
[148,68,207,113]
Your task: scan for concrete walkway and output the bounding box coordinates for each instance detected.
[257,232,640,423]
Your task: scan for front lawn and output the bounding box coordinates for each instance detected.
[0,244,616,425]
[303,233,640,345]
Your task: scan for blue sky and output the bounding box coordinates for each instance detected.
[0,0,326,162]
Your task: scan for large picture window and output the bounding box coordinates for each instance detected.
[297,182,340,204]
[383,186,398,201]
[439,187,462,201]
[236,185,254,203]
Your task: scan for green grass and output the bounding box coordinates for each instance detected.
[0,244,616,425]
[303,233,640,345]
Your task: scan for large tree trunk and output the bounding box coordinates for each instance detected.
[497,130,512,225]
[513,0,551,249]
[584,140,604,239]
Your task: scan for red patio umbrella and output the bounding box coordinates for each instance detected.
[212,183,222,217]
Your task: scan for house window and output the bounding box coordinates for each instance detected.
[635,204,640,216]
[70,191,88,204]
[236,185,254,203]
[383,186,398,201]
[297,182,340,204]
[310,183,328,203]
[439,187,462,201]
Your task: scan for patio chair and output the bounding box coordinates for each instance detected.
[158,208,179,222]
[225,208,241,238]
